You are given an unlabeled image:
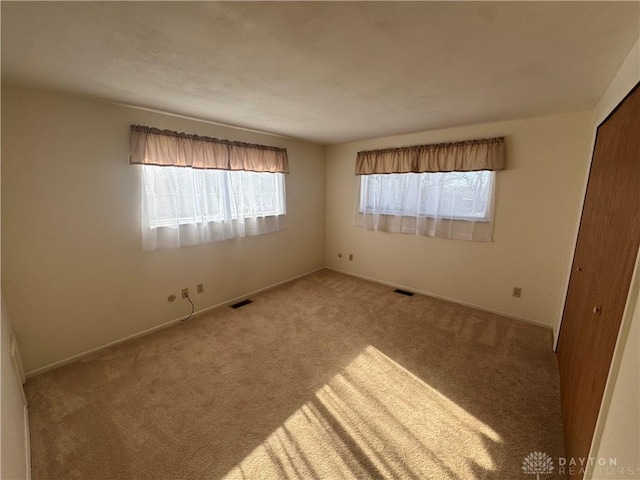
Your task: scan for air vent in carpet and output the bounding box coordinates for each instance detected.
[393,289,415,297]
[230,299,252,309]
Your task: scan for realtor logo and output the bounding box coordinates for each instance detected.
[522,451,555,479]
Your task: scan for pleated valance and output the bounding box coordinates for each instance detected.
[355,137,506,175]
[130,125,289,173]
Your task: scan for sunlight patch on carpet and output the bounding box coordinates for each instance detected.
[223,345,502,479]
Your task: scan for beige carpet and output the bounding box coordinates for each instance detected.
[26,269,565,479]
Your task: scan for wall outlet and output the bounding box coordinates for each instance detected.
[167,294,176,302]
[349,254,353,261]
[512,287,522,298]
[197,283,204,294]
[181,288,189,299]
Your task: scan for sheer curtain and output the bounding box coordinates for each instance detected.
[141,166,286,250]
[356,171,495,241]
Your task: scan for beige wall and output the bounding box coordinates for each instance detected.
[1,85,325,373]
[586,38,640,480]
[1,299,29,479]
[325,112,592,329]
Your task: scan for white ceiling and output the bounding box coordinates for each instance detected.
[2,2,639,144]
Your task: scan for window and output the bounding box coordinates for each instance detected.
[359,171,493,221]
[143,166,285,228]
[354,137,505,242]
[130,125,289,250]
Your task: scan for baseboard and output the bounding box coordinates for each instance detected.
[26,267,325,378]
[326,267,552,331]
[24,404,31,480]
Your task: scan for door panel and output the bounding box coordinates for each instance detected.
[557,83,640,479]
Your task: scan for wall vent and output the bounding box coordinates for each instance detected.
[393,289,415,297]
[230,299,252,309]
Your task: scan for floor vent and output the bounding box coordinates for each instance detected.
[230,299,252,309]
[393,289,415,297]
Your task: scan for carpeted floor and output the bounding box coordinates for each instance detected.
[26,269,565,479]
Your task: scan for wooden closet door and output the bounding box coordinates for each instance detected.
[557,83,640,479]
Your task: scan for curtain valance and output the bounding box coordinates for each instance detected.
[130,125,289,173]
[355,137,506,175]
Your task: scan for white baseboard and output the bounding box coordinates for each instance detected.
[327,267,552,331]
[24,404,31,480]
[26,267,325,378]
